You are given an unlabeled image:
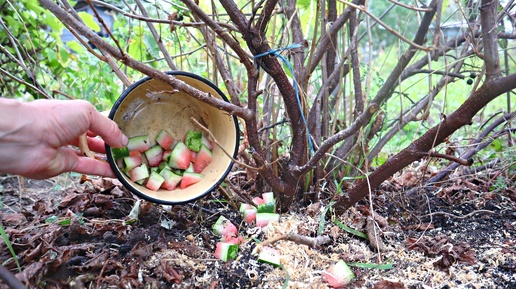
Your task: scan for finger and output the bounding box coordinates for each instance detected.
[69,137,107,154]
[85,105,128,148]
[73,156,116,178]
[86,137,107,153]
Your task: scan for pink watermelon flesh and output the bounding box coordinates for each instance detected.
[145,171,164,191]
[144,145,164,167]
[160,169,182,190]
[190,151,198,163]
[168,141,191,170]
[214,242,238,262]
[243,208,257,224]
[162,150,172,162]
[155,129,175,150]
[255,213,279,228]
[323,260,355,288]
[193,144,212,173]
[129,163,149,182]
[212,215,238,237]
[179,171,203,189]
[253,197,265,206]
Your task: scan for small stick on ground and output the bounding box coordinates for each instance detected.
[255,231,331,252]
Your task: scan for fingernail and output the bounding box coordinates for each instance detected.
[121,134,128,146]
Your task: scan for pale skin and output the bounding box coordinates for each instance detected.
[0,98,128,179]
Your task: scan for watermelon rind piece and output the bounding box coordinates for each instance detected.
[127,135,151,152]
[111,147,130,160]
[239,203,255,213]
[258,246,281,267]
[202,135,213,150]
[155,129,175,150]
[243,208,258,224]
[323,260,355,288]
[256,192,276,213]
[255,213,280,228]
[214,242,238,262]
[193,144,212,173]
[160,169,182,190]
[257,202,275,214]
[212,215,238,237]
[185,130,203,152]
[158,161,170,172]
[145,171,165,191]
[261,192,275,203]
[179,171,203,189]
[123,155,143,171]
[129,163,149,182]
[168,141,191,170]
[185,162,195,173]
[144,145,164,167]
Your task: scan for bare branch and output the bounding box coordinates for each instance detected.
[338,0,433,51]
[38,0,250,120]
[133,0,178,70]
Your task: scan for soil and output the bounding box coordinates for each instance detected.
[0,168,515,289]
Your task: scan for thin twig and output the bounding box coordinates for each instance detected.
[338,0,433,51]
[191,117,261,171]
[420,151,473,166]
[388,0,434,12]
[422,209,496,219]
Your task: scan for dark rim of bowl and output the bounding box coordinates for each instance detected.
[105,71,240,205]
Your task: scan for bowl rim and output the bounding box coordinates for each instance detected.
[105,70,240,205]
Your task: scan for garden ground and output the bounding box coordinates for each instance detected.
[0,164,515,289]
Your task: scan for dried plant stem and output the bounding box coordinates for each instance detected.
[191,117,260,171]
[256,231,331,252]
[422,209,495,219]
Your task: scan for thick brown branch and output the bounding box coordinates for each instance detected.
[480,0,501,78]
[334,74,516,213]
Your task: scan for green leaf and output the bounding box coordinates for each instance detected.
[78,11,100,32]
[347,261,393,270]
[317,200,334,236]
[334,219,368,239]
[45,216,58,223]
[0,223,21,271]
[66,40,85,53]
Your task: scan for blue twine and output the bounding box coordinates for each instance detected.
[254,44,314,154]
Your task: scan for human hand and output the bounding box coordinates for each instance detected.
[0,98,128,179]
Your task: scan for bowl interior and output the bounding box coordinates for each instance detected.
[107,72,238,204]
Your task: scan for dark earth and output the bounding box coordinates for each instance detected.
[0,166,515,288]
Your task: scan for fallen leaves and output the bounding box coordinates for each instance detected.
[407,234,476,272]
